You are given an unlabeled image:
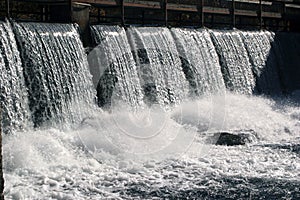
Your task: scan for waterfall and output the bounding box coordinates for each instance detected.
[171,28,225,96]
[2,22,296,131]
[127,27,189,108]
[210,30,256,94]
[89,25,144,109]
[240,31,282,94]
[1,20,300,200]
[0,21,31,134]
[13,22,96,128]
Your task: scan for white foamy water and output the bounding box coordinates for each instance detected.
[210,30,256,94]
[0,21,31,134]
[3,93,300,199]
[13,22,96,128]
[170,28,225,96]
[127,27,190,107]
[89,25,144,109]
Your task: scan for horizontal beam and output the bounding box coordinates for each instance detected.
[10,0,300,7]
[12,0,69,5]
[74,0,300,9]
[231,0,300,5]
[73,1,290,19]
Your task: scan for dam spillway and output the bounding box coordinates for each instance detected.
[1,19,300,130]
[13,22,96,128]
[0,19,300,199]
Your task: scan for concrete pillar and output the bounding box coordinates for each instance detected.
[72,2,91,47]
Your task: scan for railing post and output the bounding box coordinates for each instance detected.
[40,5,44,22]
[142,10,145,25]
[5,0,10,18]
[45,6,49,22]
[282,2,288,31]
[69,0,73,22]
[231,0,235,28]
[120,0,125,26]
[162,0,168,26]
[97,8,100,23]
[259,0,263,30]
[198,0,204,27]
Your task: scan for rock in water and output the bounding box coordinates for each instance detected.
[211,130,258,146]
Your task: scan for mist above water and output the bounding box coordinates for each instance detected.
[3,92,300,199]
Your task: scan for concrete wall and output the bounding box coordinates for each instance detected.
[272,33,300,93]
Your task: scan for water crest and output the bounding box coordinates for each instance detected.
[13,22,96,128]
[240,31,282,94]
[0,21,31,134]
[127,27,189,108]
[171,28,225,96]
[89,25,144,109]
[210,30,256,94]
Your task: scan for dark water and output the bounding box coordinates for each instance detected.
[120,176,300,199]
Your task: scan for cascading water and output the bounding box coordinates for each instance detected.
[240,31,282,94]
[210,30,256,94]
[171,28,225,96]
[13,22,96,128]
[1,23,299,199]
[0,21,31,134]
[127,27,189,107]
[89,25,144,109]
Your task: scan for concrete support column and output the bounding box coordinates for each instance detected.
[72,3,91,47]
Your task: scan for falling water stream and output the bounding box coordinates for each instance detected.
[1,22,300,199]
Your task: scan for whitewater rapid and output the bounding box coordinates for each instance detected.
[3,93,300,199]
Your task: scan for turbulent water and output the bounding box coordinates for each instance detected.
[13,23,96,128]
[3,93,300,199]
[1,22,300,199]
[0,21,30,134]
